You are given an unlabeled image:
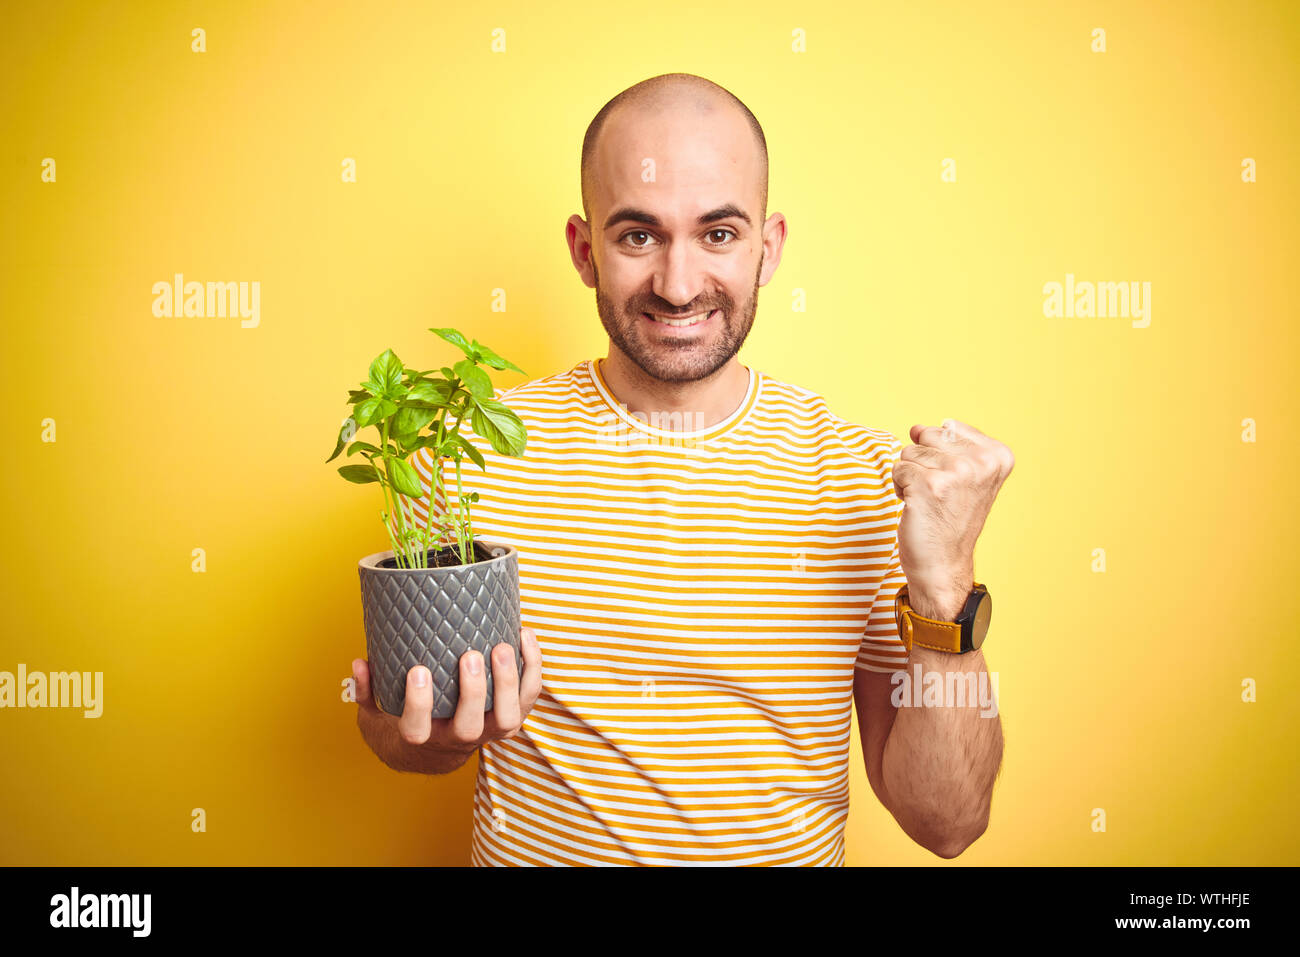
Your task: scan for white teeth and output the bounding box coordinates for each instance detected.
[647,310,713,327]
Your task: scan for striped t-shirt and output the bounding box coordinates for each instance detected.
[410,358,908,866]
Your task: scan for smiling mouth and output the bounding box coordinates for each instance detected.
[643,309,719,327]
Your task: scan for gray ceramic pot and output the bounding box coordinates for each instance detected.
[358,540,523,718]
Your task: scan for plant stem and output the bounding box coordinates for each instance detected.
[377,491,403,568]
[454,456,471,565]
[443,388,469,564]
[368,452,405,566]
[428,413,447,561]
[378,418,412,569]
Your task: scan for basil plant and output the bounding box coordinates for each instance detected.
[327,327,527,568]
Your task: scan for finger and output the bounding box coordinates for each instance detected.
[397,666,435,745]
[891,459,927,500]
[910,422,968,449]
[940,418,988,443]
[955,421,1015,477]
[899,442,950,469]
[352,658,380,716]
[448,650,487,746]
[488,642,522,738]
[517,627,543,714]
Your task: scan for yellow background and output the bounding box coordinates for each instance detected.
[2,0,1296,865]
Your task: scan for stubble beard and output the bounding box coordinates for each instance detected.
[594,259,762,384]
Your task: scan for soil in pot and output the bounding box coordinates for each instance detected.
[378,541,500,569]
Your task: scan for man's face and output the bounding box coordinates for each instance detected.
[578,103,775,383]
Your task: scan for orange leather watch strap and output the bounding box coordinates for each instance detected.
[901,604,964,653]
[895,585,971,654]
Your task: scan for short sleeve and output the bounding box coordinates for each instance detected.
[854,437,909,674]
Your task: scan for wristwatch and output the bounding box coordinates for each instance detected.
[894,583,992,654]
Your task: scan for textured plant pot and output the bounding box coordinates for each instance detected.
[358,540,523,718]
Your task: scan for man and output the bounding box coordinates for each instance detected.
[351,73,1014,865]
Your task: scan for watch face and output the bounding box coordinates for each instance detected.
[970,590,992,649]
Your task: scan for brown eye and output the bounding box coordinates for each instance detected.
[624,231,651,247]
[707,229,736,245]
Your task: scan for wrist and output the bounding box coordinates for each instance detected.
[359,709,475,775]
[905,572,974,622]
[395,737,476,775]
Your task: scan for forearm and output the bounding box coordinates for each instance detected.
[881,635,1004,857]
[357,709,476,775]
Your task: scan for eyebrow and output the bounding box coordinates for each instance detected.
[603,203,752,231]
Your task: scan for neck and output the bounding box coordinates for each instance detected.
[598,351,750,432]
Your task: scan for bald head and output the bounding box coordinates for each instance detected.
[580,73,768,227]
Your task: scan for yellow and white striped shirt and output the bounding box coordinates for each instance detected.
[411,358,907,866]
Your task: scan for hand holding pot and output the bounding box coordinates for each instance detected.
[352,627,543,772]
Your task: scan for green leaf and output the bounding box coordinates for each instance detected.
[453,359,492,399]
[347,388,372,404]
[393,403,439,436]
[327,418,358,462]
[388,457,424,498]
[338,463,380,484]
[347,440,381,457]
[352,396,398,429]
[368,349,404,398]
[392,431,421,453]
[406,379,453,405]
[442,434,486,471]
[471,397,527,457]
[470,340,524,374]
[440,366,456,380]
[429,328,475,358]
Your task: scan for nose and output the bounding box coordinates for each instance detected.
[650,238,708,311]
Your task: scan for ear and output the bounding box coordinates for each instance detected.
[566,215,597,289]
